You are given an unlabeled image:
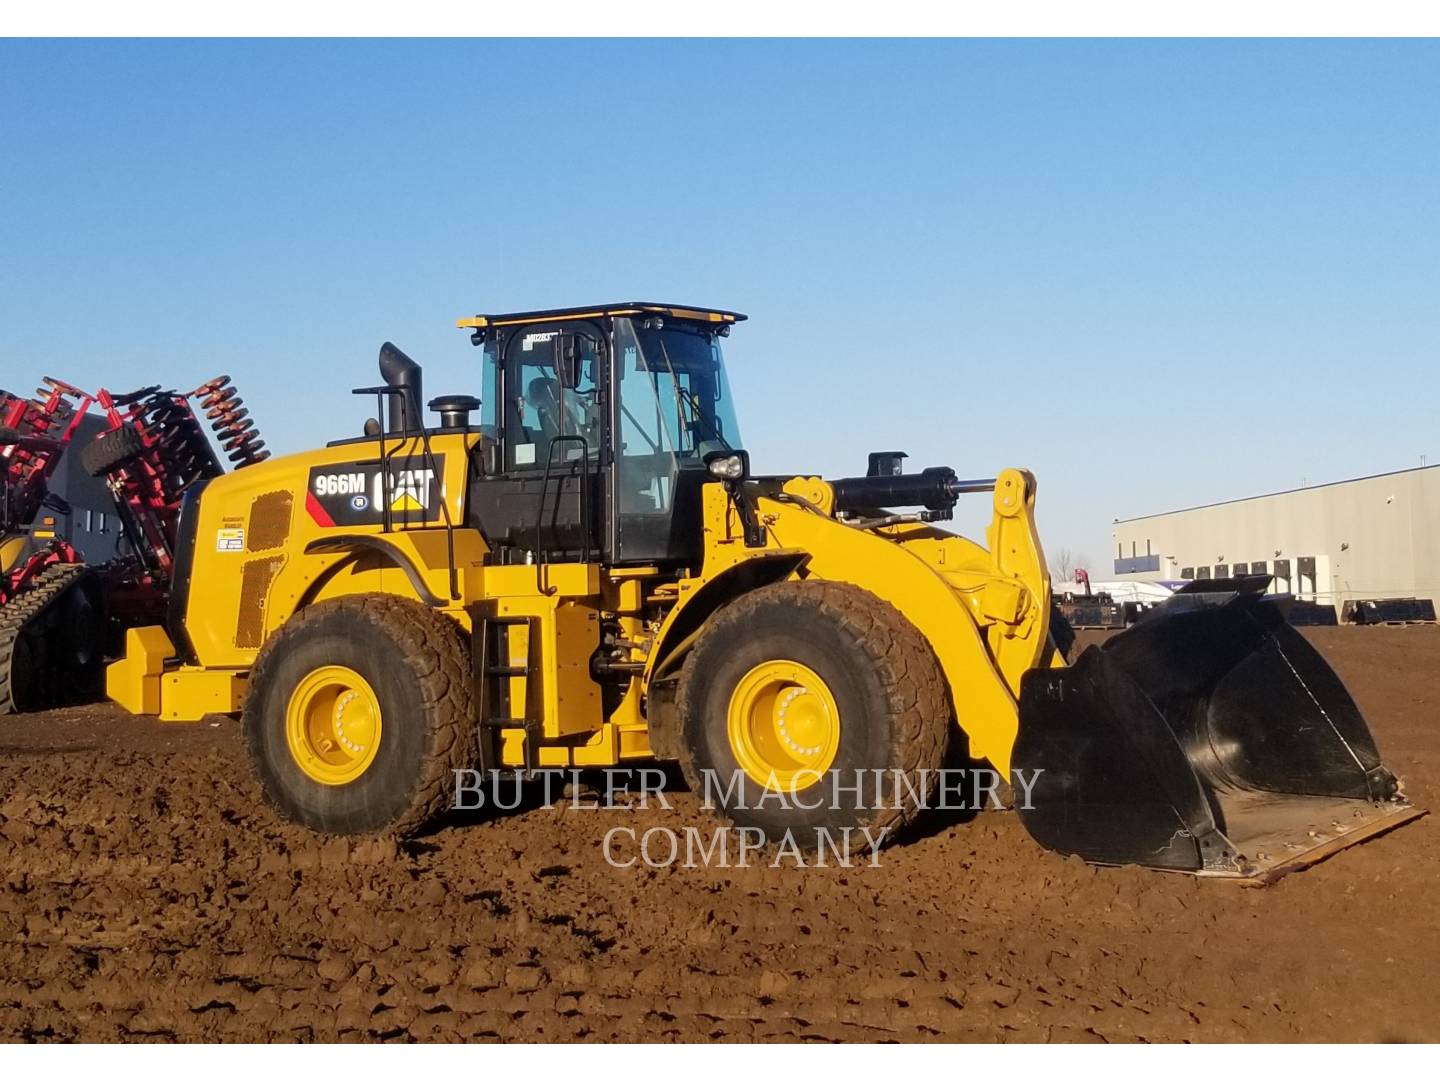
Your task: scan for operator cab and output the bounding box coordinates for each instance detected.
[457,302,747,568]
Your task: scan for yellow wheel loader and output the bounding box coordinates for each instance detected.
[104,302,1421,879]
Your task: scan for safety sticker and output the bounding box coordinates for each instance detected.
[216,527,245,552]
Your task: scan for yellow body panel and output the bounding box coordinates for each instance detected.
[107,626,177,715]
[180,431,482,668]
[160,668,247,722]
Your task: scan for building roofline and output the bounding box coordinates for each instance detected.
[1114,461,1440,525]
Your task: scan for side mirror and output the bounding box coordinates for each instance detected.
[555,333,583,389]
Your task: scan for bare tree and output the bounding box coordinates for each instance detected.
[1051,547,1075,582]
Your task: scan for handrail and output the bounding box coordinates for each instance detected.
[350,385,459,601]
[533,434,591,596]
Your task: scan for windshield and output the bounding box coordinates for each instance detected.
[611,317,742,563]
[615,318,742,460]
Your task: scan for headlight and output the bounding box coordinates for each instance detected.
[707,454,746,480]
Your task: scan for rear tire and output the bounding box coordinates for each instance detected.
[675,580,949,850]
[243,595,476,835]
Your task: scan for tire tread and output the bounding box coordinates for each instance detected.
[674,579,950,840]
[243,594,474,835]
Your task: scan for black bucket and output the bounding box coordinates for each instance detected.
[1014,584,1421,879]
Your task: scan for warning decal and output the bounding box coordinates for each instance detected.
[216,527,245,552]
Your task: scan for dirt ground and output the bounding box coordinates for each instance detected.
[0,626,1436,1043]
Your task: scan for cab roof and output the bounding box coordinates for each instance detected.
[456,301,747,330]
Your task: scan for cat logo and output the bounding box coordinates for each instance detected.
[385,469,433,513]
[305,456,445,527]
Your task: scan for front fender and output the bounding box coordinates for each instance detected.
[758,472,1045,776]
[646,550,808,684]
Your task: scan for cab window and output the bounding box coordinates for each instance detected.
[501,327,602,471]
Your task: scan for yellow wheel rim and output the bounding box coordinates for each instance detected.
[284,665,382,785]
[726,659,840,792]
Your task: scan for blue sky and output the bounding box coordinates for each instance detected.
[2,39,1437,567]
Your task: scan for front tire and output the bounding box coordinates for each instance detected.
[675,580,950,850]
[243,595,475,834]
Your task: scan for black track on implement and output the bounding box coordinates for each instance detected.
[0,563,95,715]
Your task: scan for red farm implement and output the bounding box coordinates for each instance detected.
[1,372,266,714]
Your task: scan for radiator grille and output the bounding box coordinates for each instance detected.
[247,490,293,552]
[236,555,285,648]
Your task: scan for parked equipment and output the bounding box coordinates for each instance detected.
[1,379,102,713]
[1056,569,1128,629]
[101,303,1421,879]
[1,373,266,714]
[1343,598,1437,625]
[1286,599,1340,626]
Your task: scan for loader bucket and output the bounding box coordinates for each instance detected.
[1013,585,1423,880]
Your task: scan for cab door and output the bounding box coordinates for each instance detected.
[467,320,606,564]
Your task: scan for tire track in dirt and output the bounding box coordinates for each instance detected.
[1,628,1435,1042]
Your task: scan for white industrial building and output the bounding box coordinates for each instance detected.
[1112,463,1440,617]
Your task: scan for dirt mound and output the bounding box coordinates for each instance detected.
[0,627,1435,1042]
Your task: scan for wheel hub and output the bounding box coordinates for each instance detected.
[726,660,840,792]
[284,665,382,785]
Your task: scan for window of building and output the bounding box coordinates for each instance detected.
[1197,566,1211,580]
[1251,560,1267,575]
[1181,567,1194,580]
[1215,564,1229,578]
[1233,562,1248,576]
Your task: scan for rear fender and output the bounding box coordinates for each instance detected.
[282,528,488,628]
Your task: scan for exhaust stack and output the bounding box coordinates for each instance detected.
[378,342,423,434]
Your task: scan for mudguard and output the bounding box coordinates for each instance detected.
[1014,586,1423,880]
